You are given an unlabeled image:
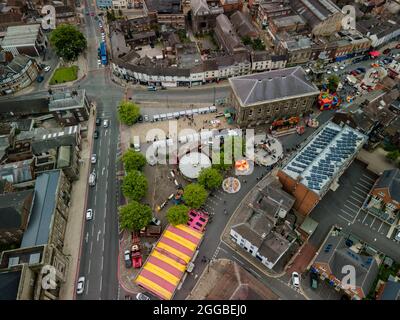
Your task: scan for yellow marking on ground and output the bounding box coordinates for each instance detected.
[144,262,180,285]
[175,224,203,239]
[152,251,186,272]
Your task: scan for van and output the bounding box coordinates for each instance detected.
[147,86,157,91]
[131,136,140,152]
[89,173,96,186]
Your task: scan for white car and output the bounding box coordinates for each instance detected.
[76,277,85,295]
[333,67,338,72]
[89,172,96,186]
[339,65,345,70]
[136,292,150,300]
[44,66,51,72]
[91,154,97,164]
[151,216,161,226]
[86,209,93,220]
[103,119,109,128]
[292,272,300,288]
[326,70,332,74]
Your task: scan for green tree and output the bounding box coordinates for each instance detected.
[327,75,340,92]
[122,149,147,172]
[166,205,189,226]
[252,38,265,50]
[50,24,87,61]
[122,170,148,201]
[183,183,208,209]
[198,167,223,190]
[118,100,141,125]
[119,201,152,231]
[386,150,400,162]
[212,151,231,171]
[242,36,252,46]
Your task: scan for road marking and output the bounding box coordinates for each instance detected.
[94,194,97,204]
[362,174,375,182]
[97,230,101,241]
[340,209,354,218]
[102,238,105,251]
[85,279,89,295]
[102,167,105,175]
[359,178,373,186]
[88,260,91,273]
[369,216,376,228]
[351,190,365,199]
[218,246,228,255]
[354,185,368,194]
[355,184,370,192]
[103,221,105,234]
[99,275,103,293]
[101,256,104,271]
[85,232,89,243]
[350,196,363,204]
[377,222,384,233]
[91,224,94,237]
[344,203,359,212]
[338,214,352,223]
[248,268,261,278]
[232,256,244,265]
[362,213,369,224]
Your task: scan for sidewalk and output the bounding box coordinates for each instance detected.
[59,105,96,300]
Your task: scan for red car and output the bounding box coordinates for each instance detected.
[131,244,142,268]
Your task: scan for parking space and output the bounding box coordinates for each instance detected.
[301,271,342,300]
[354,209,392,237]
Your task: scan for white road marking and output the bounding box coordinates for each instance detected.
[88,260,91,273]
[350,196,363,204]
[99,275,103,293]
[377,222,384,233]
[97,230,101,241]
[344,203,358,212]
[85,279,89,295]
[91,224,94,237]
[351,190,365,199]
[338,214,352,223]
[102,238,105,251]
[85,232,89,243]
[102,167,105,175]
[355,183,370,191]
[232,256,244,265]
[354,185,368,193]
[362,174,375,182]
[103,221,105,234]
[340,209,354,218]
[369,216,376,228]
[362,213,369,224]
[101,256,104,271]
[359,178,373,186]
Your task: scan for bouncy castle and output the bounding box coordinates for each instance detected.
[318,91,341,110]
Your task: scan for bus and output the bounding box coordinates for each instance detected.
[100,42,107,65]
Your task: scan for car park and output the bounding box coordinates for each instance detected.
[292,272,300,287]
[86,209,93,220]
[124,250,132,268]
[136,293,150,300]
[89,172,96,186]
[76,277,85,294]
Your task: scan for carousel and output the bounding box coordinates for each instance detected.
[222,177,241,194]
[234,159,254,176]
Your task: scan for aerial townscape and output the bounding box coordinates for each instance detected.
[1,0,400,305]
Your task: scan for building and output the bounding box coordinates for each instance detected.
[219,0,243,15]
[0,11,24,33]
[257,2,292,28]
[48,89,90,126]
[230,10,258,39]
[0,159,35,188]
[379,275,400,300]
[0,170,71,300]
[269,14,307,34]
[0,190,34,245]
[290,0,344,36]
[0,54,39,95]
[229,66,320,127]
[112,0,128,9]
[278,121,367,216]
[311,231,379,300]
[366,169,400,225]
[214,14,247,54]
[0,24,47,56]
[190,0,223,34]
[230,176,297,270]
[143,0,185,29]
[250,51,287,71]
[357,17,400,48]
[54,5,77,26]
[96,0,113,9]
[277,35,312,66]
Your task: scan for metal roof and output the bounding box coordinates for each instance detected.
[1,24,41,47]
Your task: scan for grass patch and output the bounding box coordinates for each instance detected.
[50,65,79,85]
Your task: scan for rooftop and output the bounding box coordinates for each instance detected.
[0,189,33,230]
[374,169,400,202]
[1,24,41,47]
[0,159,34,185]
[144,0,181,14]
[20,170,61,248]
[48,89,86,111]
[0,270,21,300]
[229,66,319,107]
[282,121,367,195]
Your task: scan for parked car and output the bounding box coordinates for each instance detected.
[103,119,109,128]
[136,292,150,300]
[383,48,391,54]
[137,115,143,123]
[36,75,44,83]
[86,209,93,220]
[91,154,97,164]
[44,66,51,72]
[94,130,99,139]
[151,216,161,226]
[89,172,96,186]
[310,272,318,290]
[96,118,101,126]
[124,250,132,268]
[356,67,366,73]
[292,272,300,287]
[143,114,149,122]
[76,277,85,294]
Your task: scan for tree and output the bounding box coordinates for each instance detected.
[50,24,87,61]
[118,100,141,125]
[212,151,231,171]
[242,36,252,46]
[166,205,189,226]
[327,75,340,93]
[119,201,152,231]
[183,183,208,209]
[122,149,147,172]
[252,38,266,51]
[198,167,223,190]
[122,170,148,201]
[386,150,400,162]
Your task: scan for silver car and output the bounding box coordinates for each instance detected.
[76,277,85,295]
[136,292,150,300]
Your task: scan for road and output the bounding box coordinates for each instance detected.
[76,0,123,300]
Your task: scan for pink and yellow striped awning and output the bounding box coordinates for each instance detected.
[135,224,203,300]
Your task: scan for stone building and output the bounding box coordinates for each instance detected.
[229,66,320,127]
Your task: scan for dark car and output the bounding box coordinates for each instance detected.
[96,118,101,126]
[36,75,44,83]
[383,48,391,55]
[356,67,366,73]
[310,272,319,290]
[94,130,99,139]
[138,115,143,123]
[124,250,132,268]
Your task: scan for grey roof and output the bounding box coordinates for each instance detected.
[0,159,34,184]
[57,145,71,168]
[20,170,61,248]
[215,14,246,54]
[191,0,210,16]
[374,169,400,202]
[271,15,306,28]
[229,66,320,107]
[0,55,32,82]
[230,11,257,38]
[257,232,291,263]
[290,0,340,29]
[144,0,181,14]
[48,89,86,112]
[314,235,379,296]
[381,277,400,300]
[1,24,41,47]
[0,189,33,230]
[0,270,21,300]
[0,97,49,116]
